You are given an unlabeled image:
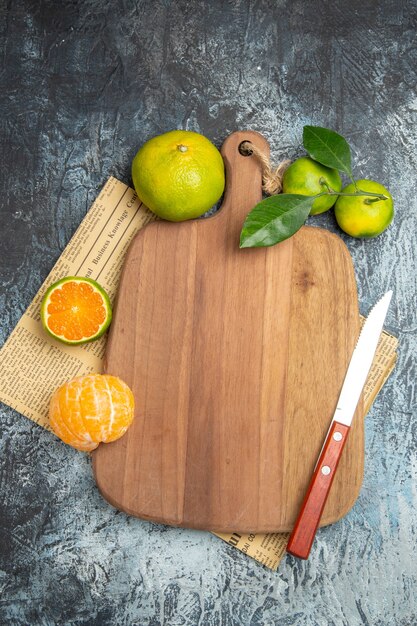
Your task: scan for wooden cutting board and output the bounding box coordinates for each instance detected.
[92,130,364,533]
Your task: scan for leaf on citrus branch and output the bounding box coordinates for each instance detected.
[303,126,353,179]
[239,194,315,248]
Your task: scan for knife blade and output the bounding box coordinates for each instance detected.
[286,290,393,560]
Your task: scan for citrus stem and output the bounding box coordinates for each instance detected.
[177,144,188,153]
[364,196,383,204]
[316,181,388,202]
[319,178,332,193]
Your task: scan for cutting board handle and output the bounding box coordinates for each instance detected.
[219,130,270,224]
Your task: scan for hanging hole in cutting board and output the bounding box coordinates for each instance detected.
[238,140,254,156]
[237,138,290,195]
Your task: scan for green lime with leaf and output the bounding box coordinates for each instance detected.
[282,156,342,215]
[240,126,394,248]
[335,180,393,238]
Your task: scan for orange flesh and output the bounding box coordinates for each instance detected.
[46,281,107,341]
[49,374,135,451]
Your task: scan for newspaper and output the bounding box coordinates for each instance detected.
[0,177,398,570]
[0,178,155,426]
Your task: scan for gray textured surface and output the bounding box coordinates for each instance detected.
[1,1,416,624]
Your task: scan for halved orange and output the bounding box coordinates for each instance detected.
[40,276,112,345]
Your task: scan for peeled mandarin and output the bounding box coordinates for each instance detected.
[49,374,134,452]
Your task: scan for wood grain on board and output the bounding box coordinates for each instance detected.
[92,131,363,532]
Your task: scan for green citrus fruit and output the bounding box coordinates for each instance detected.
[131,130,225,222]
[334,179,394,238]
[282,156,342,215]
[40,276,112,345]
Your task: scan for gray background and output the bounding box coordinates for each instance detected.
[1,1,416,625]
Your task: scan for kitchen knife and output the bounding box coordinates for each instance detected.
[286,290,393,559]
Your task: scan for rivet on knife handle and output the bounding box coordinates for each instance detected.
[286,421,350,559]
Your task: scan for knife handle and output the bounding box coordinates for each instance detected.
[286,420,350,560]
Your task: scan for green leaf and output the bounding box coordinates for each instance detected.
[303,126,353,178]
[240,194,315,248]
